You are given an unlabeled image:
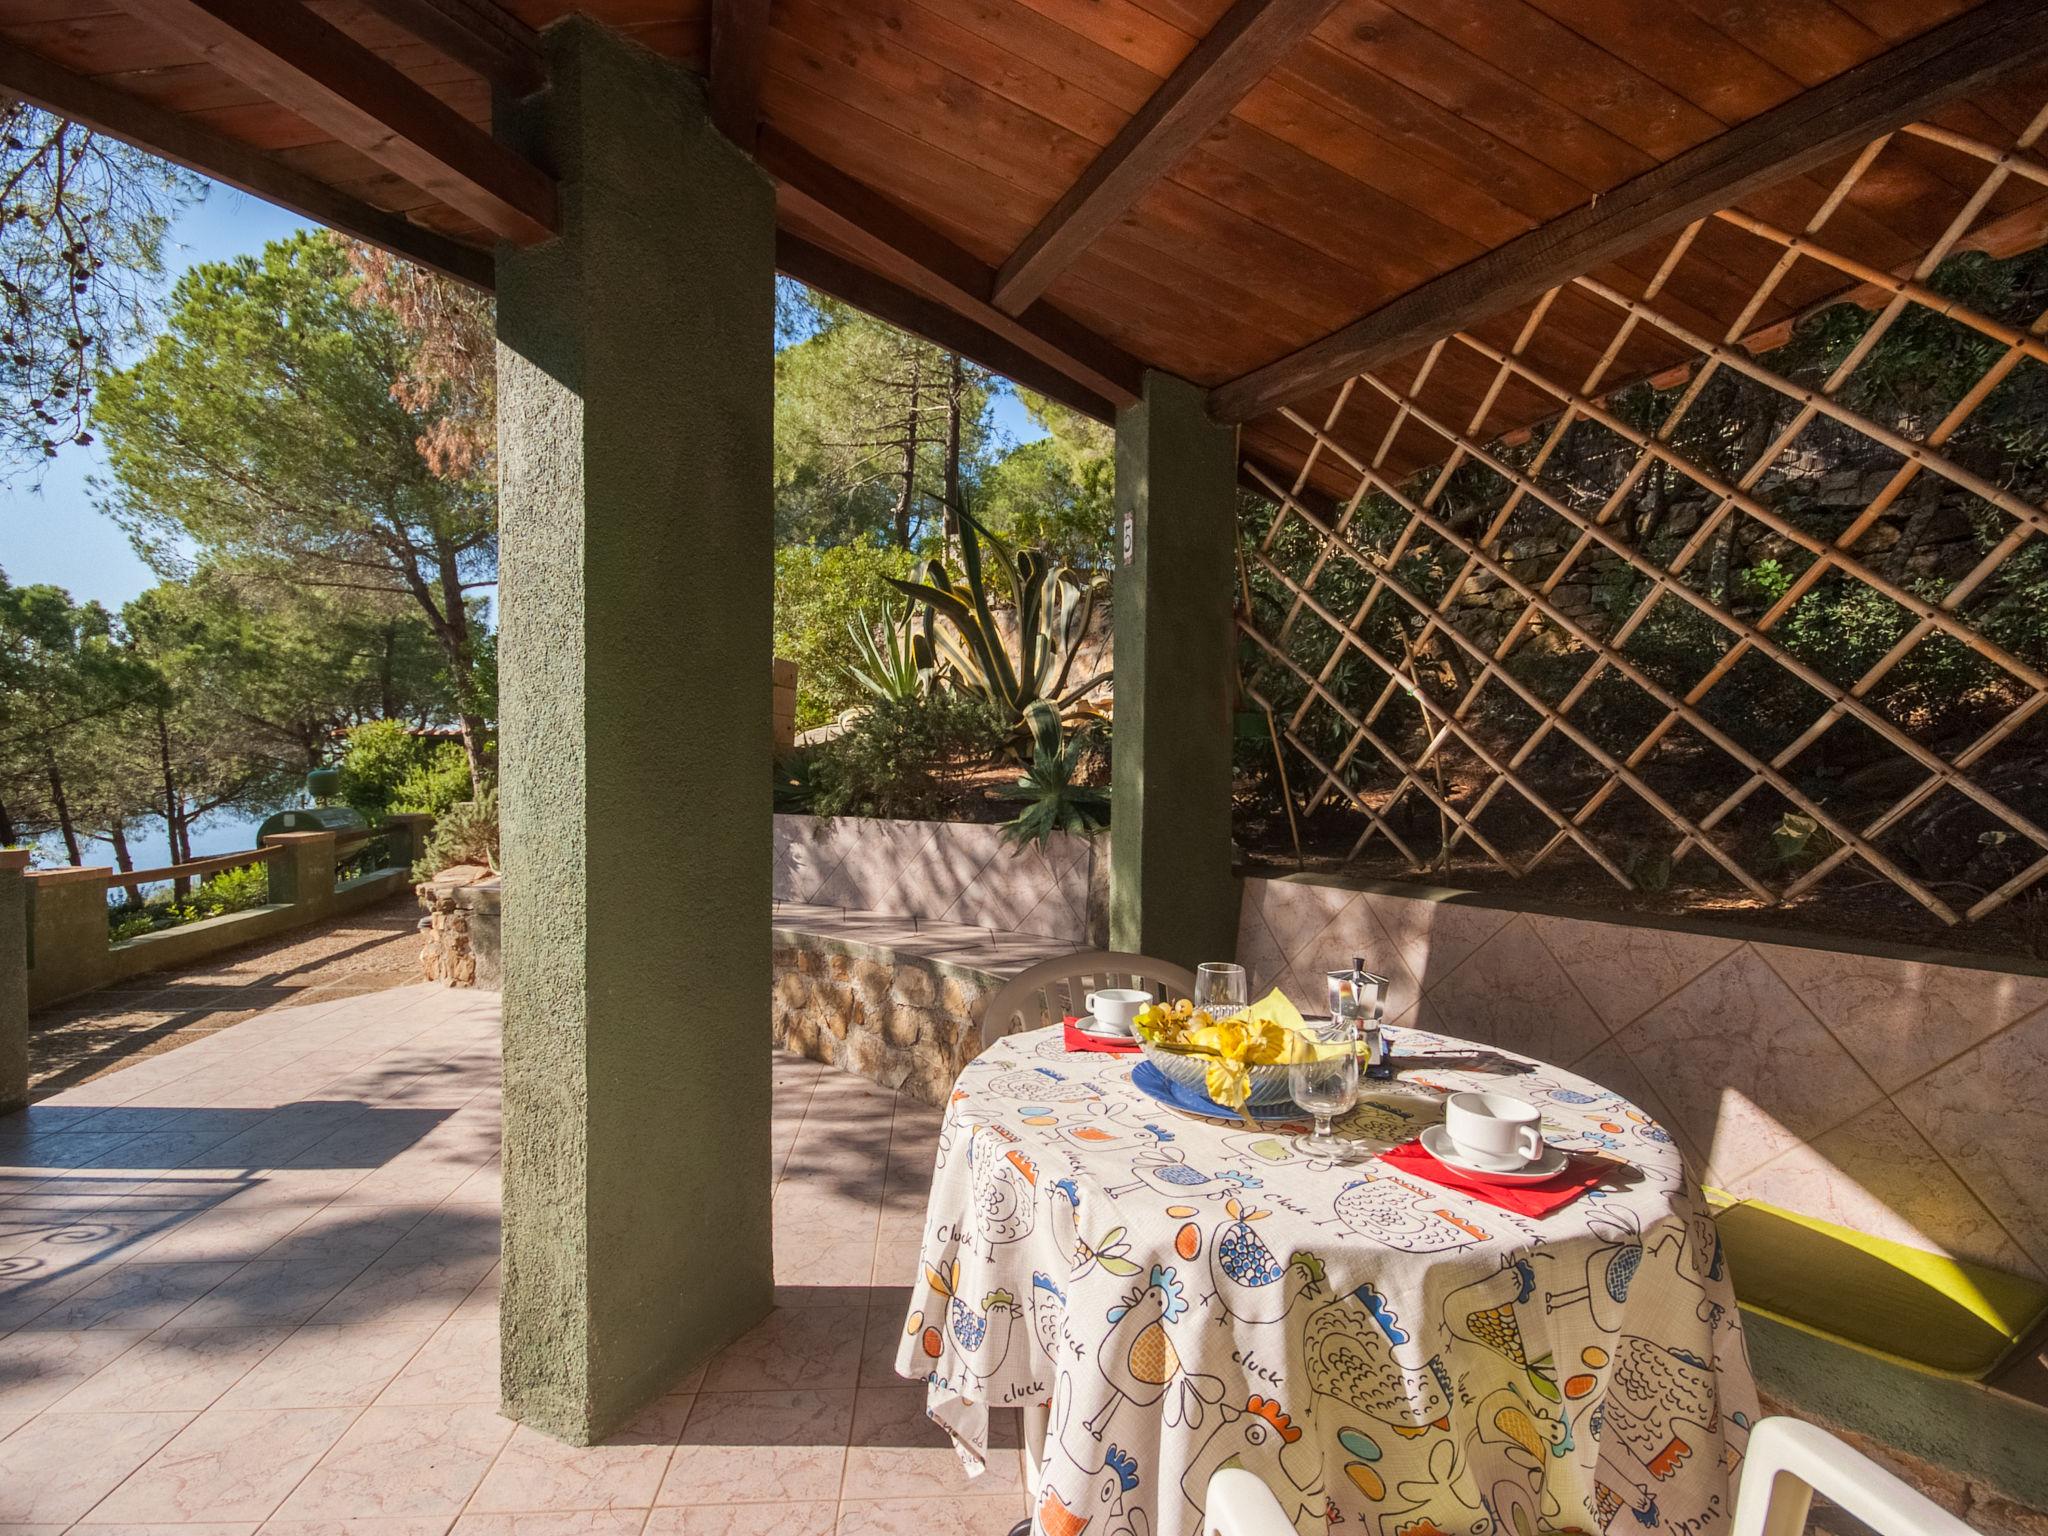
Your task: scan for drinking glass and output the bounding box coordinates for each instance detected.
[1290,1016,1361,1158]
[1195,962,1248,1016]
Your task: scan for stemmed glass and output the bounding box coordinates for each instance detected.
[1195,962,1248,1017]
[1290,1014,1361,1158]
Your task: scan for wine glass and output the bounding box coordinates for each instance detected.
[1290,1015,1361,1158]
[1195,962,1248,1017]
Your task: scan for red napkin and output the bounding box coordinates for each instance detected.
[1379,1138,1605,1219]
[1063,1016,1141,1054]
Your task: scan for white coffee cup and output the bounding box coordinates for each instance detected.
[1444,1091,1544,1169]
[1085,988,1150,1035]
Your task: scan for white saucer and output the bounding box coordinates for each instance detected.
[1421,1125,1570,1182]
[1071,1016,1135,1040]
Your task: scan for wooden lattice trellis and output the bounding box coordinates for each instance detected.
[1239,95,2048,925]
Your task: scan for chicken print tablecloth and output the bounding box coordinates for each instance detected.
[895,1024,1757,1536]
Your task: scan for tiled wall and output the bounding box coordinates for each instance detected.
[772,814,1094,943]
[1241,874,2048,1281]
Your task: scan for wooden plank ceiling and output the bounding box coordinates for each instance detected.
[5,0,2048,488]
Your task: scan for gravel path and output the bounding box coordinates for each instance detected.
[27,892,426,1101]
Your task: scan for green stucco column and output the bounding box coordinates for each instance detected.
[1,849,28,1113]
[1109,371,1240,971]
[493,18,775,1445]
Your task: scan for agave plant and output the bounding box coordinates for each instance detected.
[1001,700,1110,847]
[841,601,932,705]
[888,507,1109,726]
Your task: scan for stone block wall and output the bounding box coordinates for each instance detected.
[1241,872,2048,1281]
[771,930,997,1104]
[418,867,502,989]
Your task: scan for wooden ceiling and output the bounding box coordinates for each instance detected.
[5,0,2048,487]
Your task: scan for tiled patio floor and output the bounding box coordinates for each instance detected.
[0,983,1021,1534]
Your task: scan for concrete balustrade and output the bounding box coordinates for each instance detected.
[3,816,435,1023]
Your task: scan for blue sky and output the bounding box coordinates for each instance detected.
[2,177,1041,614]
[2,183,313,612]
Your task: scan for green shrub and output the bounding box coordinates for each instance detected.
[106,860,269,939]
[1001,702,1109,846]
[339,720,474,822]
[775,543,918,728]
[809,691,1005,820]
[412,787,498,880]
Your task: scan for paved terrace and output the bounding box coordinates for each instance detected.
[0,984,1019,1533]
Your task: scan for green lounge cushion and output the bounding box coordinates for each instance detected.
[1712,1195,2048,1378]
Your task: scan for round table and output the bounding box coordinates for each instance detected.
[893,1023,1758,1536]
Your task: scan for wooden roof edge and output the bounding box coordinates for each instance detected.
[112,0,557,246]
[709,0,770,151]
[775,233,1119,423]
[989,0,1344,317]
[0,34,496,290]
[762,128,1145,411]
[1209,0,2048,426]
[352,0,545,96]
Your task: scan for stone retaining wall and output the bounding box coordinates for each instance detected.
[771,928,998,1104]
[417,866,502,989]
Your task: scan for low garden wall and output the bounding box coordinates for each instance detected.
[770,814,1102,1099]
[418,866,501,989]
[1241,872,2048,1281]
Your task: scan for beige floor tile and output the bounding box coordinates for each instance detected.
[834,1494,1028,1536]
[258,1518,458,1535]
[467,1392,692,1513]
[657,1390,854,1505]
[0,1329,151,1416]
[271,1403,516,1519]
[70,1525,258,1535]
[217,1322,440,1409]
[701,1306,864,1392]
[174,1258,373,1329]
[643,1501,837,1536]
[306,1249,496,1327]
[451,1513,647,1536]
[13,1261,244,1332]
[50,1325,291,1413]
[843,1388,1022,1502]
[0,1409,193,1524]
[90,1406,361,1524]
[375,1317,499,1405]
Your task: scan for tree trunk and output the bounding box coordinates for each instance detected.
[379,619,398,719]
[943,351,964,558]
[893,351,924,551]
[157,705,191,899]
[108,823,143,907]
[45,751,81,866]
[428,526,492,796]
[0,791,15,849]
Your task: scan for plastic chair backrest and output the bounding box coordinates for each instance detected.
[1732,1417,1980,1536]
[981,950,1195,1041]
[1200,1420,1981,1536]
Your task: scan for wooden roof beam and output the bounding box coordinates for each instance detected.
[777,235,1116,422]
[708,0,771,150]
[1210,0,2048,424]
[113,0,556,245]
[761,129,1143,412]
[989,0,1342,316]
[349,0,544,97]
[0,36,494,289]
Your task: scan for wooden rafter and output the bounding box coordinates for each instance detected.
[349,0,544,96]
[775,235,1115,421]
[1210,0,2048,424]
[112,0,557,245]
[989,0,1340,317]
[0,36,494,288]
[761,130,1143,412]
[708,0,771,150]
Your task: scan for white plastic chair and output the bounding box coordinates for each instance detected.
[982,951,1195,1041]
[1197,1418,1982,1536]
